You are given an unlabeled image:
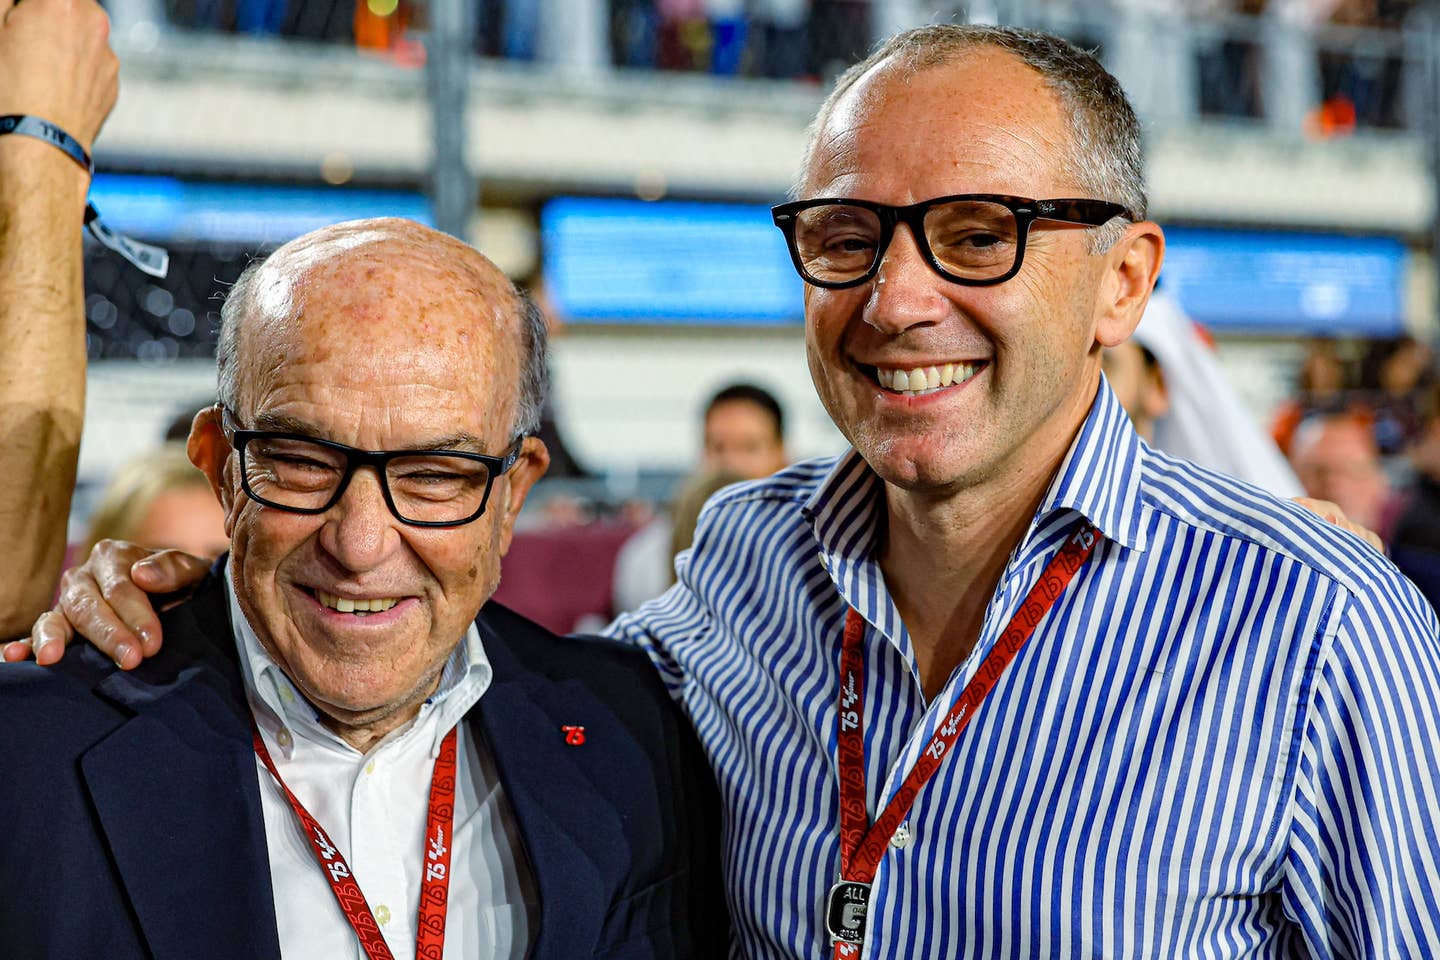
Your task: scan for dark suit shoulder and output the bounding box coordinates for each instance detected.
[478,601,668,693]
[0,574,244,767]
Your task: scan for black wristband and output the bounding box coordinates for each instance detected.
[0,114,170,278]
[0,114,93,174]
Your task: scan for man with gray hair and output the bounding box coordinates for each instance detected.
[0,218,724,958]
[23,23,1440,959]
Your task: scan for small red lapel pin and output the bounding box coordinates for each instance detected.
[561,725,586,746]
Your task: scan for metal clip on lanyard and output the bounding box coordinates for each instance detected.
[0,114,169,278]
[827,521,1101,957]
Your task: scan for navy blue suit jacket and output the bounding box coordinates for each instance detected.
[0,574,727,958]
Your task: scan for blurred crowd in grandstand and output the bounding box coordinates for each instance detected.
[146,0,1422,131]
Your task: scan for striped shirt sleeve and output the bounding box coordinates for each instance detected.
[1281,578,1440,958]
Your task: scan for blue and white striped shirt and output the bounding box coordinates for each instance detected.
[608,381,1440,959]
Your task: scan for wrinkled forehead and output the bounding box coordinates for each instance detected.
[233,227,521,420]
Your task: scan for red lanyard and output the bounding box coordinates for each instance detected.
[828,522,1100,957]
[252,721,459,960]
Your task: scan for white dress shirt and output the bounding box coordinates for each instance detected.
[227,573,537,959]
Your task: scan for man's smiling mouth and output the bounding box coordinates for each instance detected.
[862,361,987,397]
[312,589,402,616]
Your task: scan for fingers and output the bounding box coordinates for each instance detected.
[1342,520,1386,554]
[58,563,146,669]
[132,548,214,599]
[54,538,177,668]
[3,608,77,665]
[1290,497,1385,553]
[1290,497,1343,525]
[29,610,75,665]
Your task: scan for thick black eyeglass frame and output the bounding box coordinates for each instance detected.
[219,406,525,528]
[770,194,1135,289]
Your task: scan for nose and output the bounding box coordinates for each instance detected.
[317,467,401,572]
[864,223,951,336]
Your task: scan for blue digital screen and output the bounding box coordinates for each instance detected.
[542,196,804,324]
[88,174,434,246]
[1161,227,1407,336]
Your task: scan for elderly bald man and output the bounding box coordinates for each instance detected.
[0,218,724,960]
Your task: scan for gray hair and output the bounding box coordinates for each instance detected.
[798,24,1146,252]
[215,259,549,439]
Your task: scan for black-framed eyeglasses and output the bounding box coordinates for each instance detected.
[770,194,1134,289]
[220,407,524,528]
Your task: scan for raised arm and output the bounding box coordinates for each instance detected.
[0,0,118,637]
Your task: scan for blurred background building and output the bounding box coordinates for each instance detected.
[75,0,1440,625]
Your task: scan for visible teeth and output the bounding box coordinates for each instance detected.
[316,590,401,614]
[876,363,981,395]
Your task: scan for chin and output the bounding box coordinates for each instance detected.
[863,435,977,490]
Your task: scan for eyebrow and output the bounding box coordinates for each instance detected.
[248,411,489,453]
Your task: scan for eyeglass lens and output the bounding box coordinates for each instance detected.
[242,436,493,524]
[790,199,1021,284]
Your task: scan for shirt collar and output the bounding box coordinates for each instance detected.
[803,375,1148,565]
[225,560,493,758]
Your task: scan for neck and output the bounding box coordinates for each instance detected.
[877,387,1098,700]
[318,673,445,754]
[880,468,1051,701]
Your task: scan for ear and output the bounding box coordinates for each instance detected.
[494,436,550,557]
[1095,222,1165,348]
[187,406,238,529]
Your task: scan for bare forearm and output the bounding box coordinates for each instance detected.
[0,139,89,635]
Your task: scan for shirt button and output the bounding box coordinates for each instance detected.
[890,821,913,850]
[375,904,391,925]
[280,686,294,703]
[364,760,376,776]
[275,728,292,749]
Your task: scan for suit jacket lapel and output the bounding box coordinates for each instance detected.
[81,576,281,960]
[472,617,633,960]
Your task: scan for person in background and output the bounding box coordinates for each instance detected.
[701,381,789,481]
[1389,383,1440,604]
[1288,411,1397,542]
[1103,291,1303,497]
[84,444,230,560]
[0,0,117,635]
[612,382,788,612]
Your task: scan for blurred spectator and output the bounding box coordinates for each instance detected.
[1103,292,1302,496]
[1315,0,1415,131]
[754,0,810,78]
[702,381,788,480]
[1194,0,1267,118]
[1288,412,1396,540]
[807,0,870,80]
[1366,334,1432,454]
[83,443,229,560]
[1389,383,1440,605]
[612,381,787,612]
[1271,337,1349,456]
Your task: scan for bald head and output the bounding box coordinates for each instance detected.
[218,218,547,439]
